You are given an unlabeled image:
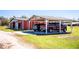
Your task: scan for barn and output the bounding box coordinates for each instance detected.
[9,15,74,34]
[29,15,74,34]
[9,17,29,30]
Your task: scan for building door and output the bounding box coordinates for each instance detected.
[37,24,40,31]
[18,23,22,30]
[13,22,15,29]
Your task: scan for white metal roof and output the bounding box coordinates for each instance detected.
[10,17,28,22]
[33,15,74,21]
[15,17,28,20]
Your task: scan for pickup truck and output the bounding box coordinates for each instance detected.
[33,23,67,32]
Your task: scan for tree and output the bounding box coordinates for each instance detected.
[0,17,9,26]
[21,16,27,18]
[0,16,4,18]
[1,19,9,26]
[32,15,36,17]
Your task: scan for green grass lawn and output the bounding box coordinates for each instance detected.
[17,26,79,49]
[0,26,15,32]
[1,26,79,49]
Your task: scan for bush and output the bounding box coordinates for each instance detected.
[1,20,10,26]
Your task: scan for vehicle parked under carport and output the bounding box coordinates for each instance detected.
[33,22,67,32]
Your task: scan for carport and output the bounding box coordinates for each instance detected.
[29,16,74,34]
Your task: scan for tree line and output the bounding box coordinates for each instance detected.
[0,16,27,26]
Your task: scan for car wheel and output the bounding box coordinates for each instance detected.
[49,29,53,32]
[63,29,66,32]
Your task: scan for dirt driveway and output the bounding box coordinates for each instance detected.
[0,31,35,49]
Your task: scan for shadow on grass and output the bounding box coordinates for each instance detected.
[6,27,71,35]
[22,30,71,35]
[6,28,22,31]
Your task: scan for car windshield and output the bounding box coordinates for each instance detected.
[48,23,59,25]
[48,23,66,25]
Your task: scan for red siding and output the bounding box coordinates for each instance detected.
[24,20,28,30]
[10,18,46,30]
[30,20,35,30]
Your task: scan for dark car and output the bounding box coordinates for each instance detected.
[33,23,67,32]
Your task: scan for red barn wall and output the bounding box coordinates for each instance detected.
[24,20,29,30]
[10,17,46,30]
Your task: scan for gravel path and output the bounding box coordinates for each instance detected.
[0,31,35,49]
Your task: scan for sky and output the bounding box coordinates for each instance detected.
[0,10,79,19]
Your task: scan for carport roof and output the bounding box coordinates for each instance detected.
[31,15,75,21]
